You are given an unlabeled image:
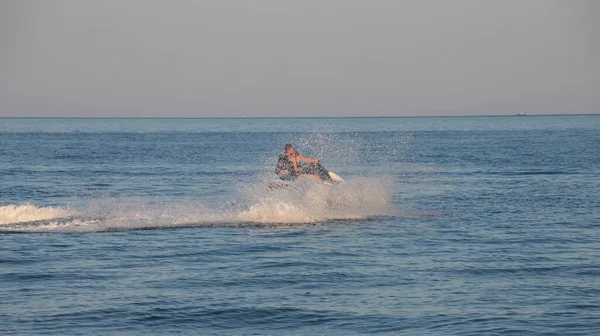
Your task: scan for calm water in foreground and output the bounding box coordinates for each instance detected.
[1,116,599,335]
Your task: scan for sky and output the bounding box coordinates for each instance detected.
[0,0,598,117]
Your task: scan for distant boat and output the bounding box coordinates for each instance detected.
[516,113,527,116]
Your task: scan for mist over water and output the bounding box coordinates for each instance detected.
[0,178,393,232]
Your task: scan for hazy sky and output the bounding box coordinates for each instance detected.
[1,0,598,117]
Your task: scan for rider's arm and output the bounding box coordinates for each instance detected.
[297,155,319,164]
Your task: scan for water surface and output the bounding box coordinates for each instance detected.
[1,116,599,335]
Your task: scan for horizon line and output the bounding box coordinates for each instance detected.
[1,113,599,119]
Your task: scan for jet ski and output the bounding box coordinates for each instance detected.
[269,162,343,190]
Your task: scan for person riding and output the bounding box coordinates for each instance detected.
[275,144,326,183]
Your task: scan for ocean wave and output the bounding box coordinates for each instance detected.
[0,178,392,233]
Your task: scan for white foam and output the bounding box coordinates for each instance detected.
[235,177,391,224]
[0,178,393,232]
[0,203,75,225]
[238,201,315,223]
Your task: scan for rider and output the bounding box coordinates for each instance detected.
[275,144,324,183]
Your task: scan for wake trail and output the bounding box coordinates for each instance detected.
[0,178,393,233]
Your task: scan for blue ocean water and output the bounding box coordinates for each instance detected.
[1,116,599,335]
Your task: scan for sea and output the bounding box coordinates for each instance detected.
[1,116,599,335]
